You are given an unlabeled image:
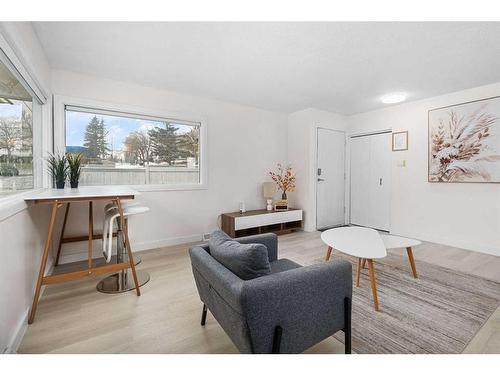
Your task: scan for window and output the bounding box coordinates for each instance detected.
[0,59,34,197]
[64,106,203,187]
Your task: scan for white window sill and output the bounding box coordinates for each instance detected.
[0,188,44,223]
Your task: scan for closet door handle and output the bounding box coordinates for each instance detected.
[379,178,382,186]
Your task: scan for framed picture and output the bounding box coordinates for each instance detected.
[392,131,408,151]
[428,95,500,183]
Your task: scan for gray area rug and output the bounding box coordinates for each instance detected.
[324,254,500,353]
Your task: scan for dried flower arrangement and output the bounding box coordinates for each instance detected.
[269,164,296,199]
[429,103,500,182]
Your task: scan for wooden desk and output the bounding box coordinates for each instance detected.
[24,187,141,324]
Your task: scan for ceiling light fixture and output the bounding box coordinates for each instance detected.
[380,93,407,104]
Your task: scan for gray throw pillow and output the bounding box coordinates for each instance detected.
[208,230,271,280]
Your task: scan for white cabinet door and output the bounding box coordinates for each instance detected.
[350,132,391,231]
[316,128,346,230]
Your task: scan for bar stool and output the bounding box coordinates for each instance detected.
[102,201,142,265]
[97,204,151,293]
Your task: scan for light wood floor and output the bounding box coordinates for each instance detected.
[18,231,500,354]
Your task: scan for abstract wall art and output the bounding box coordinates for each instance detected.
[428,96,500,182]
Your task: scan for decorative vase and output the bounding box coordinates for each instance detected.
[70,181,79,189]
[281,191,287,200]
[56,180,65,189]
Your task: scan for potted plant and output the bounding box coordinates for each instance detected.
[269,164,296,200]
[47,153,68,189]
[67,152,83,188]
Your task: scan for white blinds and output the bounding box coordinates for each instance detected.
[65,105,201,128]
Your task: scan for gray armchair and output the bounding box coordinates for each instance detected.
[189,232,352,354]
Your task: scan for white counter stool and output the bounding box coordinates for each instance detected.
[103,200,139,214]
[102,201,142,265]
[97,204,151,293]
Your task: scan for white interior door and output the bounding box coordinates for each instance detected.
[350,132,391,231]
[316,128,345,230]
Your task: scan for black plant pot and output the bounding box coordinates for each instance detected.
[55,180,65,189]
[70,181,79,189]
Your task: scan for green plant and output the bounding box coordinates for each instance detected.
[0,163,19,177]
[47,153,68,188]
[66,152,83,188]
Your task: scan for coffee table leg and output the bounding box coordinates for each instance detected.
[325,246,333,261]
[367,259,379,312]
[406,247,418,278]
[356,258,362,287]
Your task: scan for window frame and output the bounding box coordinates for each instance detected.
[53,95,208,192]
[0,39,46,221]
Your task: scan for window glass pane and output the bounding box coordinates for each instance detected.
[65,108,200,186]
[0,60,33,197]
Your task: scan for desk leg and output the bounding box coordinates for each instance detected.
[55,203,70,266]
[367,259,379,312]
[116,198,141,296]
[88,202,93,271]
[325,246,333,261]
[406,247,418,278]
[28,202,59,324]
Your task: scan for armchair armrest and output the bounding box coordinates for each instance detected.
[241,259,352,353]
[236,233,278,262]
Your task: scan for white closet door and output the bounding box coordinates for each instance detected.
[350,133,391,231]
[368,133,391,231]
[350,136,371,227]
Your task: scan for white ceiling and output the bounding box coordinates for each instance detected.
[33,22,500,115]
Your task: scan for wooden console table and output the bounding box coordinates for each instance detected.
[221,208,303,238]
[24,187,141,324]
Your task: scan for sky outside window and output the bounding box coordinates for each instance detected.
[65,110,195,151]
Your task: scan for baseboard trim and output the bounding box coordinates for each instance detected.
[132,234,204,252]
[390,230,500,257]
[5,307,29,353]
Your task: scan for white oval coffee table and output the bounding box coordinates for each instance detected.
[380,234,421,278]
[321,227,386,311]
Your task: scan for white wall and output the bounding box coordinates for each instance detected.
[0,22,52,353]
[347,82,500,256]
[287,108,348,231]
[51,70,289,262]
